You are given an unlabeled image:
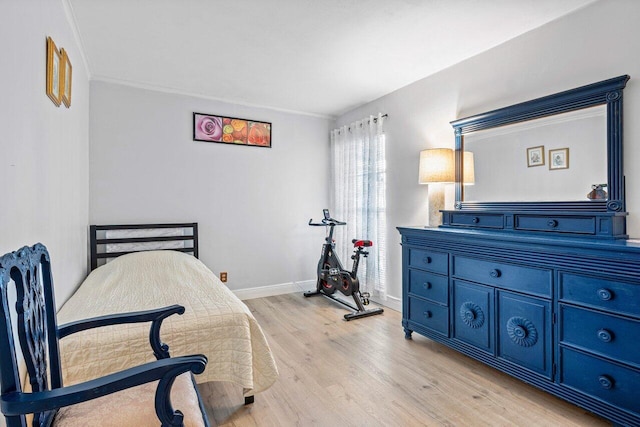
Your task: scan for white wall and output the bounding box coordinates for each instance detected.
[89,81,331,291]
[335,0,640,305]
[465,109,606,202]
[0,0,90,306]
[0,2,89,425]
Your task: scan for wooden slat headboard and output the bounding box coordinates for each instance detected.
[90,223,198,271]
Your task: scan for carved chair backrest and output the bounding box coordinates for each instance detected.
[0,244,63,426]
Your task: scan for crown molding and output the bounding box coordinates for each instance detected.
[91,74,335,120]
[61,0,91,78]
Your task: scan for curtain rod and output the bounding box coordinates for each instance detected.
[367,113,388,124]
[341,113,388,133]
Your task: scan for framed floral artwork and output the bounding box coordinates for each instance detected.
[526,146,544,167]
[46,37,62,106]
[60,48,72,108]
[549,148,569,170]
[193,112,271,148]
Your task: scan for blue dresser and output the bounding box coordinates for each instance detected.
[398,226,640,425]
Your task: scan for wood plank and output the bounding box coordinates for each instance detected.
[198,293,607,426]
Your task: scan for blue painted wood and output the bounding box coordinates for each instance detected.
[1,356,206,416]
[560,347,640,416]
[407,248,448,274]
[453,281,493,352]
[0,244,209,427]
[442,210,628,239]
[408,297,449,336]
[450,76,629,133]
[448,212,504,229]
[398,226,640,426]
[453,200,611,212]
[58,305,186,360]
[559,272,640,318]
[497,291,551,378]
[408,269,448,305]
[0,244,58,427]
[452,254,552,298]
[448,75,630,238]
[560,304,640,369]
[514,214,595,234]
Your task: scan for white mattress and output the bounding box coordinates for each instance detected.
[56,250,278,396]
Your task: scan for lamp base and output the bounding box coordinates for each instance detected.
[428,184,445,227]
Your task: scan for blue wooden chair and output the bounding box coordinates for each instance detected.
[0,244,210,427]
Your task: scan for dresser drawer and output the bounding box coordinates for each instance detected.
[408,248,448,275]
[514,215,595,235]
[560,347,640,415]
[452,256,552,298]
[408,297,449,336]
[408,269,448,305]
[449,213,504,229]
[559,304,640,368]
[559,272,640,318]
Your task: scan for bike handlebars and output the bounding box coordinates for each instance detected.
[308,218,346,227]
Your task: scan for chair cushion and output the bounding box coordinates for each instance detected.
[53,373,211,427]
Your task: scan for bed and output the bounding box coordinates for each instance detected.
[56,223,278,401]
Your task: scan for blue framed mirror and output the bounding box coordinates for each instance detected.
[450,75,629,215]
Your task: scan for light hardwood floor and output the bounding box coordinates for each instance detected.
[198,293,608,427]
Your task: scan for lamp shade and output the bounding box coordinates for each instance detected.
[419,148,454,184]
[463,151,475,185]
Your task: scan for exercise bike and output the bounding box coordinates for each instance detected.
[304,209,384,321]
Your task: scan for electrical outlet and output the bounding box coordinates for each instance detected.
[219,272,228,282]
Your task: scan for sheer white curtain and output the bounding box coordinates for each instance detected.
[330,113,386,299]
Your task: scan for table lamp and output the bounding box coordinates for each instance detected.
[419,148,454,226]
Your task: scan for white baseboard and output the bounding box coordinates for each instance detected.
[233,280,403,313]
[381,295,402,312]
[233,279,315,300]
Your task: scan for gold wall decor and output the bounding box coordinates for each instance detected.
[46,36,62,106]
[60,48,72,108]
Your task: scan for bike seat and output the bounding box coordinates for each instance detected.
[352,239,373,248]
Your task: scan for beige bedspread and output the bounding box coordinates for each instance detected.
[56,250,278,396]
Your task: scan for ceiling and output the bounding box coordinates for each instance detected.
[67,0,595,118]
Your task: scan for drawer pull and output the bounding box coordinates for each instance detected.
[506,316,538,347]
[460,302,485,328]
[597,329,614,343]
[597,288,613,301]
[424,311,433,318]
[423,282,432,290]
[423,256,432,264]
[472,217,480,224]
[598,375,614,390]
[547,219,558,228]
[490,269,501,278]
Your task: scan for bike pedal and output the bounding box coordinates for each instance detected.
[361,292,370,305]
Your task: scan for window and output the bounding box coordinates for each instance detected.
[330,113,386,298]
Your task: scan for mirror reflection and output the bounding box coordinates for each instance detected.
[463,105,607,202]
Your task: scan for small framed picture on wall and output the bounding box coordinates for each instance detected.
[526,146,545,167]
[46,37,62,106]
[60,48,72,108]
[549,148,569,170]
